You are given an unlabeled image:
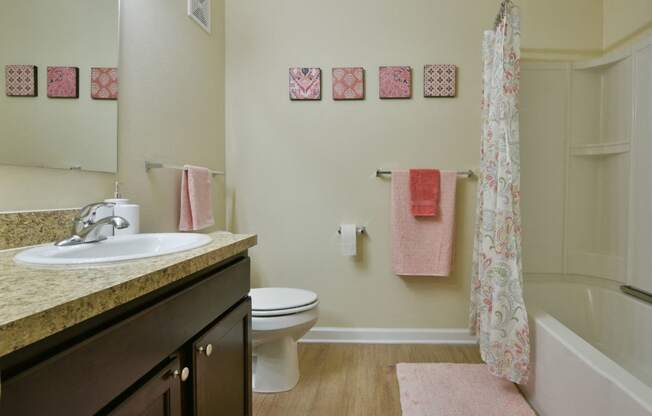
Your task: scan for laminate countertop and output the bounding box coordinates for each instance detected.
[0,231,257,358]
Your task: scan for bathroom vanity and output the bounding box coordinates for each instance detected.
[0,232,257,416]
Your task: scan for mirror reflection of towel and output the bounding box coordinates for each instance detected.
[179,165,215,231]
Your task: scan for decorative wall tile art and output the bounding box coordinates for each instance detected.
[379,66,412,99]
[91,67,118,100]
[289,67,321,100]
[5,65,37,97]
[332,67,364,100]
[424,64,457,97]
[47,66,79,98]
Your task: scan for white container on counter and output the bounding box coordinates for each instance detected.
[98,183,140,236]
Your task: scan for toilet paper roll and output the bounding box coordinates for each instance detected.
[114,204,140,235]
[340,224,357,257]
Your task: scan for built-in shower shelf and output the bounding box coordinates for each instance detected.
[567,251,626,282]
[572,46,632,71]
[570,141,630,157]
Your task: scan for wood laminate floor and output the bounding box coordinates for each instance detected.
[253,343,483,416]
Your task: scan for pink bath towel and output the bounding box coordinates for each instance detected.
[409,169,440,217]
[179,165,215,231]
[391,170,457,276]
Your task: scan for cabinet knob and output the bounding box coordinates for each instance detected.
[172,367,190,382]
[197,343,213,357]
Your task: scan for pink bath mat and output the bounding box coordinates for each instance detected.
[396,363,535,416]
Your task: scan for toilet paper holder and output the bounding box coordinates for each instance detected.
[337,226,366,235]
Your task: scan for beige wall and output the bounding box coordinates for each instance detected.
[520,0,602,52]
[603,0,652,49]
[117,0,226,232]
[225,0,603,328]
[0,0,226,232]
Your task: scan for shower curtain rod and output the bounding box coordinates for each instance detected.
[494,0,513,29]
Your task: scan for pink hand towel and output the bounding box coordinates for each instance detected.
[391,170,457,276]
[179,165,215,231]
[409,169,440,217]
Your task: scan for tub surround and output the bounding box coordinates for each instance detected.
[523,275,652,415]
[0,231,256,358]
[0,208,78,250]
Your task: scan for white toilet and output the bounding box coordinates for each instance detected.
[250,287,319,393]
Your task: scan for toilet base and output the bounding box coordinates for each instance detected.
[253,335,300,393]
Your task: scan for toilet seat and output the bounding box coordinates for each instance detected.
[250,288,319,317]
[252,300,319,317]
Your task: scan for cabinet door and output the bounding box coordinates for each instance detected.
[194,299,252,416]
[108,356,185,416]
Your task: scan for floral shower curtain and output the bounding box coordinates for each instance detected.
[469,1,530,384]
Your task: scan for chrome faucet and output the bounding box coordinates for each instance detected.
[55,202,130,246]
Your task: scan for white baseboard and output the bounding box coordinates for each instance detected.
[300,327,478,345]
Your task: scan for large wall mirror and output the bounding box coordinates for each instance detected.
[0,0,119,173]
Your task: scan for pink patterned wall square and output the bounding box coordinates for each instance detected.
[332,67,364,100]
[379,66,412,99]
[47,66,79,98]
[91,67,118,100]
[5,65,37,97]
[424,64,457,97]
[289,68,321,100]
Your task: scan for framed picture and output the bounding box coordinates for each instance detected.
[5,65,37,97]
[47,66,79,98]
[379,66,412,99]
[424,64,457,97]
[289,67,321,100]
[332,67,365,100]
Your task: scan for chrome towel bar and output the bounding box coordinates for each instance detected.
[145,161,224,177]
[375,169,475,178]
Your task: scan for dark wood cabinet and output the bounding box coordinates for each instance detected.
[194,300,252,416]
[0,254,252,416]
[109,356,183,416]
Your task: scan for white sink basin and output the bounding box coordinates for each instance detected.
[15,233,213,265]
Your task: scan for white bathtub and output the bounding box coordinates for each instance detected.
[522,275,652,416]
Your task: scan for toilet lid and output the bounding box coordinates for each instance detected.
[250,288,318,312]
